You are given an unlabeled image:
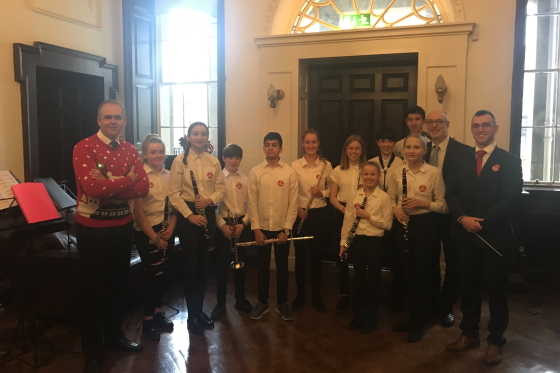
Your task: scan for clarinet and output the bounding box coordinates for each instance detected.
[159,196,170,263]
[296,160,328,234]
[402,168,410,252]
[340,196,367,262]
[189,170,210,240]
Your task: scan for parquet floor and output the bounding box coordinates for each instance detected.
[0,263,559,373]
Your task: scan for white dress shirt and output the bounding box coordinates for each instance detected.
[430,136,449,170]
[330,164,362,203]
[134,164,171,230]
[369,155,404,191]
[248,159,298,231]
[216,168,250,228]
[291,157,333,209]
[475,142,497,168]
[386,163,448,215]
[168,150,225,218]
[340,187,393,246]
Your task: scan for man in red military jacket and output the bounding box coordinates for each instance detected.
[73,100,149,373]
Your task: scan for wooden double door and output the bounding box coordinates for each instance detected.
[308,55,417,166]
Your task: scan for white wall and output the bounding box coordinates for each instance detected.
[0,1,123,181]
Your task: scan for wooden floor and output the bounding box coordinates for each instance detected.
[0,263,559,373]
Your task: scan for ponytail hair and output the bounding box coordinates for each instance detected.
[302,128,323,159]
[141,134,165,164]
[181,122,209,166]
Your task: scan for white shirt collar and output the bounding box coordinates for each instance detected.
[433,136,450,152]
[476,142,497,155]
[298,156,321,167]
[143,163,168,175]
[97,130,117,146]
[223,169,239,178]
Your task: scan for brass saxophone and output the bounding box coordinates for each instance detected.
[340,196,367,262]
[190,170,213,251]
[296,160,328,234]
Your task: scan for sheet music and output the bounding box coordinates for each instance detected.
[0,170,19,210]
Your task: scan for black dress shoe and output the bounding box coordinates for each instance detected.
[153,312,174,332]
[392,319,413,332]
[83,358,100,373]
[199,312,214,328]
[348,314,364,330]
[441,312,455,327]
[291,296,305,311]
[312,296,326,313]
[142,320,160,342]
[105,337,143,352]
[335,296,349,314]
[407,326,428,342]
[187,318,204,335]
[235,298,253,314]
[211,303,226,320]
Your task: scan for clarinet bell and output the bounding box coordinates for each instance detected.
[230,260,245,270]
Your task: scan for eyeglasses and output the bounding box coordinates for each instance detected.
[425,119,448,126]
[471,122,496,129]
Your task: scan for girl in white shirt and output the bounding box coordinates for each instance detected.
[387,134,448,343]
[168,122,225,335]
[290,129,333,313]
[329,135,366,314]
[132,135,176,342]
[338,161,392,333]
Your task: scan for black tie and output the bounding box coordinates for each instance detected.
[109,141,119,149]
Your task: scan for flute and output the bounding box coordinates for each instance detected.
[340,196,367,262]
[236,236,313,247]
[228,210,245,269]
[296,160,328,234]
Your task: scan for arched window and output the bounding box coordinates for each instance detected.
[292,0,443,34]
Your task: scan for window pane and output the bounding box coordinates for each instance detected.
[520,127,557,182]
[208,82,218,129]
[522,72,558,128]
[525,15,560,70]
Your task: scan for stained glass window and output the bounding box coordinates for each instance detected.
[292,0,442,33]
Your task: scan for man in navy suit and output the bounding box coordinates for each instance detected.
[424,110,472,328]
[445,110,522,366]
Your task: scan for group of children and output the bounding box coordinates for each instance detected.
[132,109,448,342]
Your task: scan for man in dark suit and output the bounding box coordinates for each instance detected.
[445,110,522,366]
[424,110,472,328]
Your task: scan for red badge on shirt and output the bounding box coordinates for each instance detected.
[236,182,242,189]
[316,174,321,180]
[357,184,364,190]
[354,203,360,209]
[492,164,500,172]
[149,182,154,189]
[419,185,427,192]
[207,172,213,179]
[277,180,284,187]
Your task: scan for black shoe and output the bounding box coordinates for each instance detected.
[211,303,226,320]
[362,314,377,333]
[83,358,100,373]
[335,296,349,314]
[392,319,413,333]
[235,299,253,314]
[407,326,428,342]
[291,296,305,311]
[105,337,143,352]
[153,312,174,332]
[142,320,160,342]
[199,312,214,328]
[187,318,204,335]
[312,296,326,313]
[348,314,364,330]
[441,312,455,327]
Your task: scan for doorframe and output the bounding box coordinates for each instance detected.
[13,42,118,181]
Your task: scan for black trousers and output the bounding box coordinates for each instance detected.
[213,217,253,304]
[76,221,134,358]
[334,204,350,295]
[456,238,509,346]
[393,213,439,328]
[134,223,174,316]
[382,227,406,302]
[176,204,216,321]
[430,213,459,314]
[349,235,384,314]
[292,206,327,298]
[256,230,290,304]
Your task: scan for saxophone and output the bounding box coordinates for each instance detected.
[340,196,367,262]
[296,160,328,234]
[190,170,212,251]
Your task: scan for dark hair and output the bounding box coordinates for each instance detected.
[406,105,426,120]
[264,132,283,148]
[97,99,126,118]
[362,160,381,175]
[141,134,165,164]
[222,143,243,158]
[376,127,397,142]
[472,110,496,125]
[340,135,366,170]
[302,128,323,159]
[182,122,209,165]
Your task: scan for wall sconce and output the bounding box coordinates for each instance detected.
[267,84,285,108]
[435,75,447,104]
